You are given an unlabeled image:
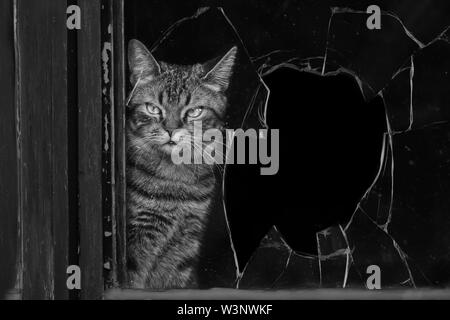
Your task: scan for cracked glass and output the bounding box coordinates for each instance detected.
[123,0,450,289]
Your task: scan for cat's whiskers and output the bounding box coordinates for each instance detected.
[129,134,166,167]
[200,140,226,172]
[190,141,217,176]
[127,134,158,159]
[195,141,224,175]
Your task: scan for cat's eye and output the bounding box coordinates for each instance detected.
[145,103,162,115]
[186,107,204,119]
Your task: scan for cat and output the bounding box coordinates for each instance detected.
[126,39,237,289]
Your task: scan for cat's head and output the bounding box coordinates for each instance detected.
[126,39,237,166]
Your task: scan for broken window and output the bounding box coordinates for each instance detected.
[2,0,450,300]
[110,1,450,291]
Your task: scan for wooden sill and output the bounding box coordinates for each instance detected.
[104,288,450,300]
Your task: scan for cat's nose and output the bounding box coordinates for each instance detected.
[165,127,181,140]
[165,128,174,136]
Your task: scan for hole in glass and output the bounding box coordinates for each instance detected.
[224,68,387,268]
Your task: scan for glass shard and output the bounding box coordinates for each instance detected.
[324,11,419,99]
[317,226,350,288]
[344,208,412,288]
[388,123,450,286]
[238,227,292,289]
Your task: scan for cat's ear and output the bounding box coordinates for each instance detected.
[202,46,237,92]
[128,39,161,85]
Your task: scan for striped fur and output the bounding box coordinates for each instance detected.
[126,40,236,289]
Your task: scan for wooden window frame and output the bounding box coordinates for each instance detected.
[9,0,127,299]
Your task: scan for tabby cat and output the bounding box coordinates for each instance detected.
[126,39,237,289]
